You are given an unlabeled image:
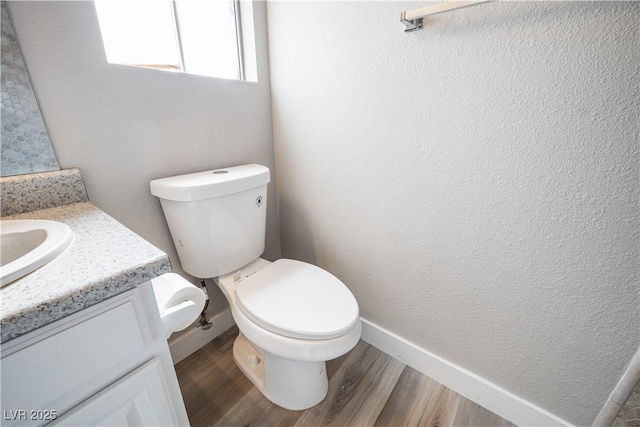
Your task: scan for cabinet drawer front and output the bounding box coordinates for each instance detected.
[1,299,146,419]
[51,358,176,427]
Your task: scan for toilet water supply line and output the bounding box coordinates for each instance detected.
[199,279,213,330]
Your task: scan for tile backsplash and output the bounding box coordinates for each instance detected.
[1,2,59,177]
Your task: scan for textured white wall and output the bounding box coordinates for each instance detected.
[7,1,281,317]
[267,1,639,425]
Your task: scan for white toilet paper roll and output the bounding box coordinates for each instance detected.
[151,273,206,338]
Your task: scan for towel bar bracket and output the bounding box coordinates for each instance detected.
[400,1,493,32]
[401,12,423,32]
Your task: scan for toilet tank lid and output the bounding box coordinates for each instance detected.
[150,164,270,201]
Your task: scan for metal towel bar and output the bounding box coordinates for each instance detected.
[401,0,493,32]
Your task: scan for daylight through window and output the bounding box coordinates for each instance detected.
[93,0,256,81]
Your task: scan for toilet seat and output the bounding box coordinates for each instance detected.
[235,259,359,340]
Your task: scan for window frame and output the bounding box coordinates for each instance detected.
[94,0,257,82]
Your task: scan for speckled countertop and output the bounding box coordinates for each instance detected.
[1,201,171,343]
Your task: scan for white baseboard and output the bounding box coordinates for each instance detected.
[168,308,235,365]
[360,318,572,427]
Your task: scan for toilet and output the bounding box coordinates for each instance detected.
[150,164,361,410]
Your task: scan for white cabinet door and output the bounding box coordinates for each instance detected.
[51,359,177,427]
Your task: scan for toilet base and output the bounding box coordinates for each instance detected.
[233,333,329,411]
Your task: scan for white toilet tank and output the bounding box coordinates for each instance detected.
[150,164,270,278]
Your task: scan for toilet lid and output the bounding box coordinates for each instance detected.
[235,259,359,340]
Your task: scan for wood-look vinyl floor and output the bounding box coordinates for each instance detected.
[175,327,516,427]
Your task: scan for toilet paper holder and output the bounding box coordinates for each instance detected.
[151,273,206,339]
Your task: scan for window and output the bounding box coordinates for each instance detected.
[93,0,256,82]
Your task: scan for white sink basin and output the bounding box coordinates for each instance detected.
[1,219,74,287]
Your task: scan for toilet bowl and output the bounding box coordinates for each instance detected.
[216,257,361,410]
[150,164,361,410]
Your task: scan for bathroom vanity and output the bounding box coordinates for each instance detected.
[0,170,189,426]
